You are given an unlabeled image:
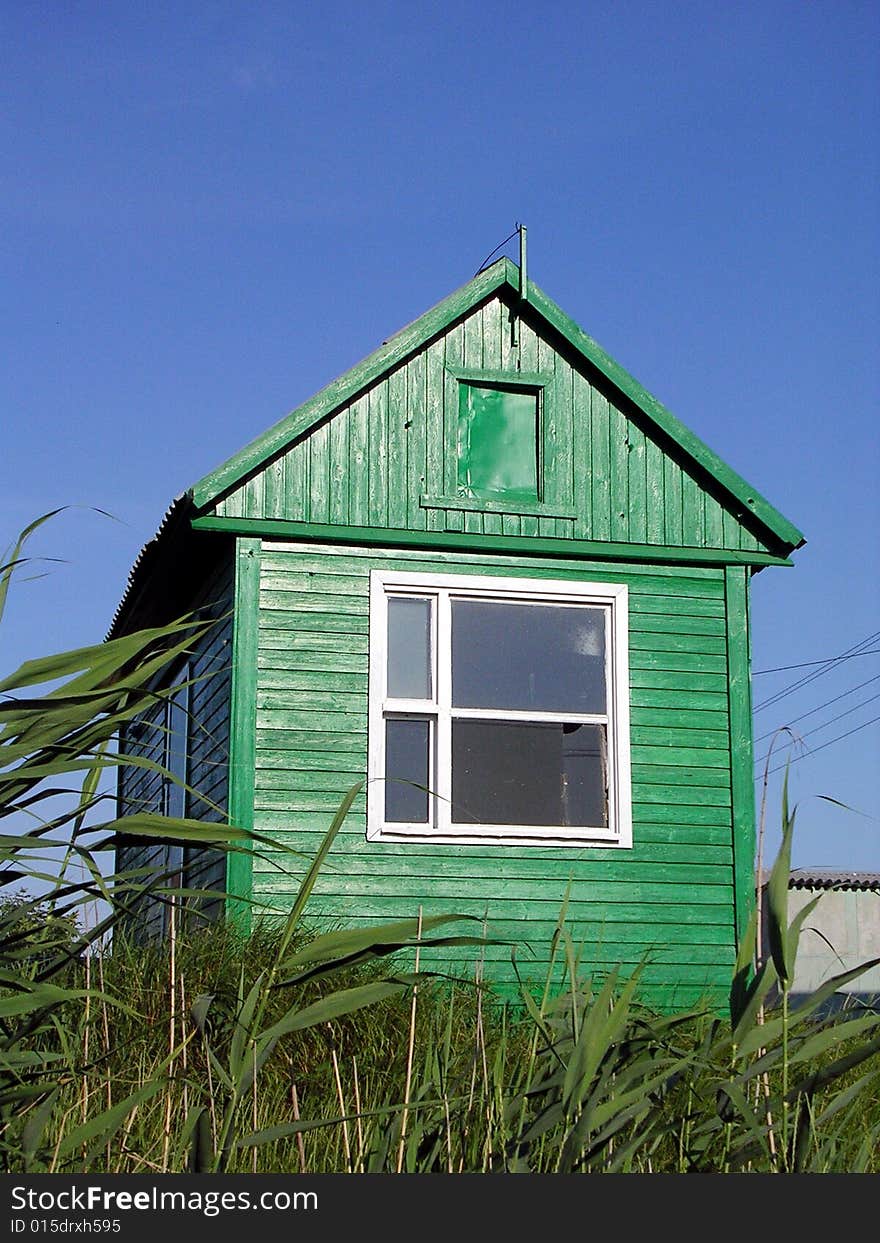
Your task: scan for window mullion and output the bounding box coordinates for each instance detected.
[383,697,436,714]
[449,707,609,725]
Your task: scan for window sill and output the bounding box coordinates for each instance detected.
[419,494,577,520]
[367,825,630,849]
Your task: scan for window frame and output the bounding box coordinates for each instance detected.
[367,569,632,848]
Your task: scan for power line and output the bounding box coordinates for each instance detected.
[754,628,880,710]
[754,687,880,768]
[797,690,880,742]
[754,672,880,743]
[753,628,880,713]
[753,649,880,675]
[764,711,880,778]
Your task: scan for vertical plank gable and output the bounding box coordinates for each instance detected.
[211,295,775,556]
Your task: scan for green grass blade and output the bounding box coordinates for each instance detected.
[258,978,410,1047]
[279,913,480,969]
[729,905,759,1029]
[0,510,66,626]
[766,769,796,985]
[54,1081,166,1165]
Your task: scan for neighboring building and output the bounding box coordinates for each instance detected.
[112,254,804,1007]
[767,871,880,1007]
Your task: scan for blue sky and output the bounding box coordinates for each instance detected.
[2,2,878,871]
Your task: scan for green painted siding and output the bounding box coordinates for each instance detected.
[213,294,771,557]
[725,565,757,945]
[226,538,261,930]
[248,539,738,1008]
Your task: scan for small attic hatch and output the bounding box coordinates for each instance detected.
[420,366,582,520]
[457,381,540,504]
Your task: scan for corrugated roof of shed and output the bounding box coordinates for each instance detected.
[789,870,880,892]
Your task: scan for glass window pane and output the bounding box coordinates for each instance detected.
[385,719,430,823]
[387,597,432,700]
[452,721,607,828]
[457,385,538,503]
[452,601,606,713]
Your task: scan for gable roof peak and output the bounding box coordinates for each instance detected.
[189,259,804,555]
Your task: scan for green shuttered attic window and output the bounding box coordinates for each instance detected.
[367,569,633,848]
[420,371,577,521]
[457,383,539,504]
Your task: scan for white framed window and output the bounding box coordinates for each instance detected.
[367,570,632,847]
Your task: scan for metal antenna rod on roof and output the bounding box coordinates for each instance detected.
[519,223,528,301]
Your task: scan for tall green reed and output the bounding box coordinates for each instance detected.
[2,514,878,1173]
[0,514,484,1172]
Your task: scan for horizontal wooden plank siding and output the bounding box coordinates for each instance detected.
[116,555,234,936]
[248,540,738,1004]
[213,293,772,557]
[182,558,234,914]
[116,698,168,943]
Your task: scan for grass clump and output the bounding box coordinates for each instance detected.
[2,515,878,1173]
[7,900,879,1174]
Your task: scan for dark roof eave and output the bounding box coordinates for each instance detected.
[105,492,195,640]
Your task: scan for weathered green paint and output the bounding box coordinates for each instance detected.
[245,539,742,1006]
[519,225,528,299]
[192,262,515,509]
[200,291,791,555]
[420,494,578,519]
[192,515,793,569]
[725,564,757,945]
[225,537,261,932]
[455,382,539,503]
[522,273,805,553]
[191,259,804,559]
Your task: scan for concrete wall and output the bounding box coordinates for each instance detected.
[788,888,880,1001]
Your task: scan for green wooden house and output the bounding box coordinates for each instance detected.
[113,254,804,1007]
